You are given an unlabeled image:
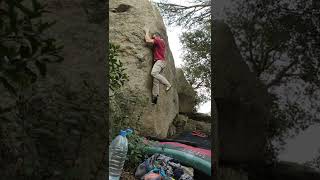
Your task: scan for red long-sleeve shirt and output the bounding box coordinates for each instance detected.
[153,37,166,61]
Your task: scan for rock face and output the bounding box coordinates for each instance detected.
[171,114,211,136]
[1,0,107,179]
[214,20,272,164]
[110,0,179,138]
[176,68,196,113]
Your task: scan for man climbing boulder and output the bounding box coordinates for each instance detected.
[144,27,172,104]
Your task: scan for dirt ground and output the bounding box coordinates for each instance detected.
[120,170,136,180]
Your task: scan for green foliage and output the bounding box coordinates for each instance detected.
[109,91,147,140]
[109,43,128,92]
[13,79,107,179]
[156,0,211,104]
[109,93,148,171]
[0,0,63,96]
[158,0,320,163]
[224,0,320,161]
[225,0,320,88]
[181,24,211,105]
[108,42,145,170]
[125,133,147,170]
[0,1,65,178]
[108,42,130,140]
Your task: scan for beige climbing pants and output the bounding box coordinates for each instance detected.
[151,60,171,96]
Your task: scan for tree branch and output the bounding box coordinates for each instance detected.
[265,51,279,70]
[156,1,210,26]
[283,73,303,78]
[267,59,300,88]
[246,33,259,75]
[261,46,277,72]
[193,78,205,90]
[156,3,210,10]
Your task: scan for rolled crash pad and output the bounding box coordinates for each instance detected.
[144,140,212,176]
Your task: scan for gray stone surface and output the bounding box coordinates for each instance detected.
[171,114,211,135]
[176,68,196,113]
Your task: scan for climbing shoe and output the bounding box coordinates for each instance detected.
[152,96,158,104]
[166,85,172,91]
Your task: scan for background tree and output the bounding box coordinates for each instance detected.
[180,24,211,104]
[155,0,210,28]
[156,0,320,162]
[225,0,320,88]
[154,0,211,107]
[0,0,63,112]
[224,0,320,159]
[0,0,63,177]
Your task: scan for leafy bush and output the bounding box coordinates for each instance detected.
[0,0,63,178]
[108,43,146,170]
[0,0,63,97]
[109,43,128,91]
[109,90,147,141]
[125,133,147,170]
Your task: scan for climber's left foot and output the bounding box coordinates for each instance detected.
[152,95,158,104]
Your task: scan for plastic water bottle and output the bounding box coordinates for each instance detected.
[109,129,132,180]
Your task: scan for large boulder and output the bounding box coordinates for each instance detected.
[214,20,272,164]
[170,114,211,136]
[109,0,179,138]
[176,68,196,113]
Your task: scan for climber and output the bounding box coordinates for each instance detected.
[144,27,172,104]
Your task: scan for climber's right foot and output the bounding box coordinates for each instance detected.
[152,96,158,104]
[166,85,172,91]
